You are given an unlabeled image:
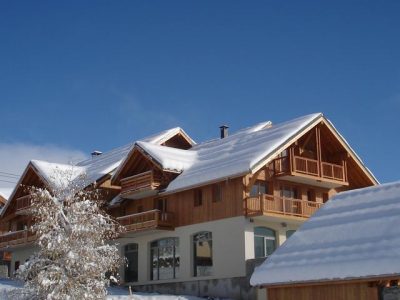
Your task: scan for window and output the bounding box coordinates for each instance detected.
[212,184,222,203]
[250,180,270,197]
[150,238,179,280]
[194,189,203,207]
[306,189,317,207]
[124,243,138,282]
[193,232,213,277]
[323,193,329,203]
[16,222,26,231]
[254,227,276,258]
[14,261,20,273]
[155,198,167,212]
[307,189,316,202]
[280,185,299,199]
[286,230,296,239]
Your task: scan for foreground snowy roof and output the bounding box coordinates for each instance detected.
[250,182,400,287]
[163,113,322,193]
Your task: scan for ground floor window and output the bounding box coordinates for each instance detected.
[150,237,179,280]
[193,231,213,277]
[254,227,276,258]
[124,243,138,282]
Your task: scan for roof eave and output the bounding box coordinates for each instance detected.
[257,273,400,289]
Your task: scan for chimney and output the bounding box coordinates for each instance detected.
[91,150,103,158]
[219,125,229,139]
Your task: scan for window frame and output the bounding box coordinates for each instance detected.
[254,226,277,258]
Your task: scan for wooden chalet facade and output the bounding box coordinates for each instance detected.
[0,113,378,299]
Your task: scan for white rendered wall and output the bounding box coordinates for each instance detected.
[117,216,248,285]
[10,245,38,276]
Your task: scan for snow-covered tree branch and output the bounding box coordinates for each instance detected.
[17,168,123,300]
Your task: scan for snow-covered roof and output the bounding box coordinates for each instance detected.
[250,182,400,287]
[76,143,134,184]
[31,160,86,190]
[140,127,195,146]
[136,141,197,173]
[163,113,322,194]
[0,188,12,201]
[1,127,194,217]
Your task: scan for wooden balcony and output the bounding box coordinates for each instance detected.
[272,149,348,187]
[117,209,174,233]
[245,194,322,219]
[120,171,162,199]
[0,229,36,250]
[15,195,32,214]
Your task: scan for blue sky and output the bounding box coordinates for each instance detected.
[0,1,400,190]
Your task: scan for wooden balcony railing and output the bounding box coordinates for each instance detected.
[245,194,322,218]
[321,161,345,181]
[0,229,36,249]
[272,151,347,183]
[16,195,32,213]
[117,209,174,233]
[120,171,162,196]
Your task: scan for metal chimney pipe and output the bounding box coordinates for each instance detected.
[219,125,229,139]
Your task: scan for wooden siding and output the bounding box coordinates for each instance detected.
[267,281,379,300]
[116,177,244,227]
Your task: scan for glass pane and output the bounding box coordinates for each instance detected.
[254,227,275,238]
[265,239,276,256]
[250,185,259,197]
[151,248,158,280]
[125,251,138,282]
[174,245,180,278]
[158,245,174,280]
[254,236,265,258]
[194,236,213,277]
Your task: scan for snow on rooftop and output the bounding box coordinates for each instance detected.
[76,143,134,184]
[141,127,195,146]
[31,160,86,190]
[75,127,193,185]
[137,141,197,172]
[164,113,321,193]
[250,181,400,287]
[0,188,13,200]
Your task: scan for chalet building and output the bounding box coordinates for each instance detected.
[0,113,378,299]
[250,182,400,300]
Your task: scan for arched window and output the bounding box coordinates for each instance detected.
[193,231,213,277]
[254,227,276,258]
[150,237,179,280]
[124,243,138,282]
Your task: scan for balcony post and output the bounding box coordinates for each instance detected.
[316,127,322,177]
